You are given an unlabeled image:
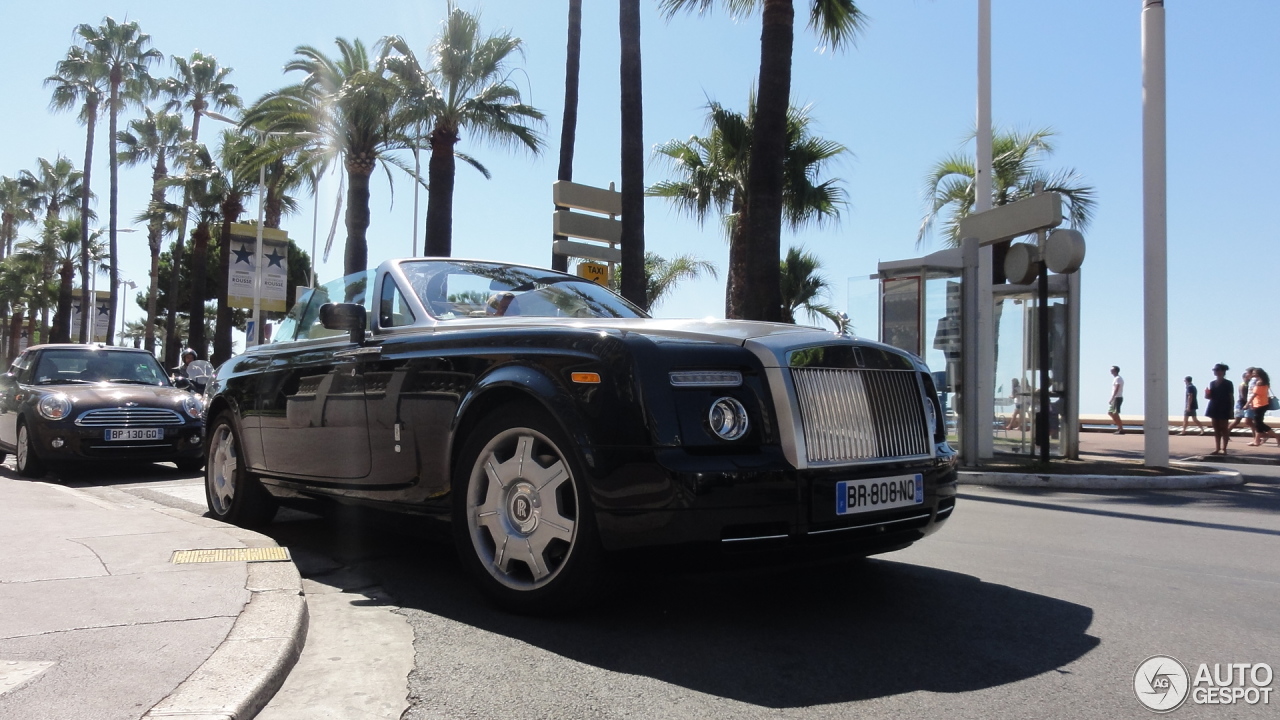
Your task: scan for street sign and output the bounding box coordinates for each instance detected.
[553,180,622,215]
[957,192,1063,245]
[576,262,609,286]
[553,239,622,264]
[553,209,622,245]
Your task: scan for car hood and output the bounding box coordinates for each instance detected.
[46,383,189,409]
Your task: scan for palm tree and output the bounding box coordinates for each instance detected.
[160,51,240,365]
[779,245,842,328]
[381,7,545,258]
[552,0,583,272]
[118,108,189,353]
[609,252,718,310]
[619,0,646,310]
[77,16,163,345]
[46,44,110,341]
[0,176,34,260]
[19,156,86,343]
[661,0,864,322]
[918,126,1097,250]
[245,37,408,278]
[165,142,226,359]
[649,98,846,318]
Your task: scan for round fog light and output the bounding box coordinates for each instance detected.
[708,397,750,441]
[189,435,202,445]
[51,437,65,449]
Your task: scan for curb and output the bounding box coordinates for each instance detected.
[143,509,308,720]
[958,463,1243,490]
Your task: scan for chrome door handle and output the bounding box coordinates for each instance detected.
[334,346,383,359]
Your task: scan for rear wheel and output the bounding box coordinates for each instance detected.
[452,404,603,614]
[15,422,45,478]
[205,414,276,527]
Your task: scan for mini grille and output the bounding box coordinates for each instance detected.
[75,407,185,427]
[791,368,931,464]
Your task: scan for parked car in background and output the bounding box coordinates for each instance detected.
[0,344,206,477]
[203,258,957,612]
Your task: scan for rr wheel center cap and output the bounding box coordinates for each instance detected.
[507,482,540,535]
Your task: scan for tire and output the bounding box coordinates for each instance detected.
[452,403,604,614]
[15,422,46,478]
[175,458,205,473]
[204,413,276,527]
[0,451,7,465]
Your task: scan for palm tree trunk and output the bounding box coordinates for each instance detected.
[552,0,583,273]
[165,110,202,366]
[79,95,98,344]
[213,201,240,365]
[9,310,23,360]
[107,79,121,346]
[739,0,793,323]
[189,222,210,358]
[345,163,373,277]
[618,0,646,310]
[26,308,37,351]
[725,192,749,318]
[53,259,75,342]
[144,153,167,354]
[424,131,457,259]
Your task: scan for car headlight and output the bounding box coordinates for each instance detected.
[38,394,73,421]
[708,397,750,441]
[182,394,204,419]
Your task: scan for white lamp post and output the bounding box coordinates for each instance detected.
[1142,0,1169,466]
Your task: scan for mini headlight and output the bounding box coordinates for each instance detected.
[708,397,750,441]
[37,394,73,421]
[182,394,204,419]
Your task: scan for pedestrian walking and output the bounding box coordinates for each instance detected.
[1205,363,1236,455]
[1108,366,1125,434]
[1248,367,1278,447]
[1180,376,1206,435]
[1006,378,1025,430]
[1229,368,1256,433]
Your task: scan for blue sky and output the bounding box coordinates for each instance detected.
[1,1,1277,415]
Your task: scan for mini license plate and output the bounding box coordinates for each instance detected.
[836,474,924,516]
[104,428,163,441]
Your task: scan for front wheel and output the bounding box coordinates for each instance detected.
[16,422,45,478]
[205,414,276,527]
[452,405,603,614]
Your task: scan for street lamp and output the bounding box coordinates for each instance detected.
[84,227,136,344]
[119,279,137,346]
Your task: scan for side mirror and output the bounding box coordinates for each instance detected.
[320,303,367,344]
[173,377,191,390]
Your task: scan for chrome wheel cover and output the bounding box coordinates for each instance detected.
[466,427,578,591]
[16,426,30,471]
[206,424,237,515]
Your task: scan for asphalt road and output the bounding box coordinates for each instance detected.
[59,463,1280,720]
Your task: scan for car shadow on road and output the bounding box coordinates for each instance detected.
[255,506,1101,709]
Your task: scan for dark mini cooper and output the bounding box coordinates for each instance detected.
[204,259,957,611]
[0,344,206,476]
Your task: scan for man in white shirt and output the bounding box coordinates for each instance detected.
[1108,366,1125,434]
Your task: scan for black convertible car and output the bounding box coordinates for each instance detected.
[204,259,957,611]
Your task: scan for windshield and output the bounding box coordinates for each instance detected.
[400,260,647,321]
[32,349,171,386]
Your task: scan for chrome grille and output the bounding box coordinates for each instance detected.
[791,368,931,464]
[75,407,185,427]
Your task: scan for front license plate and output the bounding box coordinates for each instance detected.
[836,474,924,515]
[104,428,163,441]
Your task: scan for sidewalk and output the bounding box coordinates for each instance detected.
[1079,429,1280,465]
[0,471,305,720]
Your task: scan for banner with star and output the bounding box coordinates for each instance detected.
[227,223,289,312]
[69,290,112,343]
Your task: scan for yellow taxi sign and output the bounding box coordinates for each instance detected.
[575,262,609,287]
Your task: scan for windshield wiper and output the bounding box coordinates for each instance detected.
[35,378,94,385]
[105,379,164,386]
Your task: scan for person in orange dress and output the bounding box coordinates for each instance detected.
[1248,368,1278,447]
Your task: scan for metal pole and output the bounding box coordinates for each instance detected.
[1142,0,1169,466]
[960,235,980,464]
[1037,249,1050,463]
[412,124,421,257]
[310,177,319,289]
[975,0,996,459]
[250,162,266,347]
[1064,268,1081,459]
